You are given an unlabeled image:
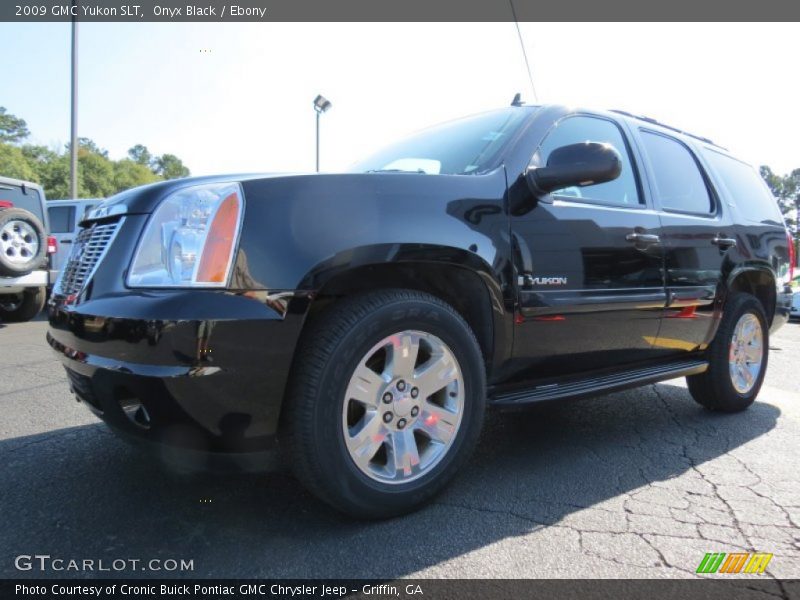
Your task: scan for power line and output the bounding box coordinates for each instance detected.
[509,0,539,102]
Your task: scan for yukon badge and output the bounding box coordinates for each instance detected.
[532,276,568,285]
[519,274,569,287]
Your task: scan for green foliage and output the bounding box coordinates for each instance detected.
[0,107,190,198]
[113,159,160,192]
[153,153,190,179]
[761,165,799,231]
[127,144,153,166]
[0,106,30,143]
[0,144,38,181]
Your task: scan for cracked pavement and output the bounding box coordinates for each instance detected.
[1,317,799,581]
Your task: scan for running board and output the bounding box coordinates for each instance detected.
[490,359,709,406]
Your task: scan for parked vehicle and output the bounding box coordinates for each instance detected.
[47,199,102,273]
[47,104,794,517]
[791,285,800,320]
[0,176,55,322]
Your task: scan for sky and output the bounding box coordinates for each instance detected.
[1,22,798,177]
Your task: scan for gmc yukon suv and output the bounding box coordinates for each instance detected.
[47,105,794,518]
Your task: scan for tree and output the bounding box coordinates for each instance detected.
[761,165,799,231]
[153,153,190,180]
[127,144,153,166]
[113,159,160,192]
[0,109,191,197]
[0,107,30,144]
[0,144,38,181]
[76,137,109,158]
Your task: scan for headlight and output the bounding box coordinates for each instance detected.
[127,182,244,288]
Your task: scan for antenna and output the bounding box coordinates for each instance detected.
[511,93,523,107]
[509,0,539,102]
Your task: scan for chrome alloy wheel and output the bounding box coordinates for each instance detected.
[341,330,464,484]
[728,313,764,394]
[0,220,39,265]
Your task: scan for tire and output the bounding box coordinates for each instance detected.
[0,208,47,277]
[687,292,768,413]
[284,289,486,518]
[0,287,46,322]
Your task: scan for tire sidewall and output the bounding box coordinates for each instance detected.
[309,298,485,516]
[712,294,769,408]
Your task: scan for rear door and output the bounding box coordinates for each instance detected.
[47,204,76,272]
[510,114,667,378]
[631,128,733,353]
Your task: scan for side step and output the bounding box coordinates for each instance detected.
[490,359,709,406]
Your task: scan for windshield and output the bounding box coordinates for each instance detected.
[349,107,535,175]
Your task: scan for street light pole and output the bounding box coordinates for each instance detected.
[312,95,332,173]
[69,9,78,199]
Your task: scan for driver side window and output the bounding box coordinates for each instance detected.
[535,116,641,206]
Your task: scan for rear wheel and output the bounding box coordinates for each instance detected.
[687,292,768,412]
[0,286,46,322]
[285,289,486,518]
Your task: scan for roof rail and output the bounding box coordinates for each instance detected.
[610,109,718,146]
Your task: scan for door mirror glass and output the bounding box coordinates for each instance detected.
[526,142,622,195]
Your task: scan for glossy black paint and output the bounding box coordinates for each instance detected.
[47,104,793,456]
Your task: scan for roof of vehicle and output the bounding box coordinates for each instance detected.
[0,175,46,191]
[48,198,105,205]
[608,109,724,149]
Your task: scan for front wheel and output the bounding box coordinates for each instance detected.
[687,292,768,412]
[285,289,486,518]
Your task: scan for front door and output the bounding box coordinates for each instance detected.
[510,114,667,379]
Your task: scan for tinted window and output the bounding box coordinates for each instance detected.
[48,206,75,233]
[349,108,534,175]
[536,116,640,206]
[0,184,44,222]
[640,131,713,214]
[703,149,783,224]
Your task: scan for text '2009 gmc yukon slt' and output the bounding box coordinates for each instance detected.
[47,104,794,518]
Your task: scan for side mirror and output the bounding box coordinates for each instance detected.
[525,142,622,195]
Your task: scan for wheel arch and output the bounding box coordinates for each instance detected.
[726,265,777,326]
[296,249,510,377]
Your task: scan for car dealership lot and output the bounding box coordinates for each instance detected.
[2,317,799,579]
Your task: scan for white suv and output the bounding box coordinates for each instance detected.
[0,176,54,322]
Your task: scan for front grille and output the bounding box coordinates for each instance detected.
[55,219,121,296]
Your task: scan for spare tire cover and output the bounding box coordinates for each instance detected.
[0,207,47,277]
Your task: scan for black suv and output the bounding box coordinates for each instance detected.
[47,105,794,518]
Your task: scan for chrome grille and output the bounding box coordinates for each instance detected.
[55,219,121,296]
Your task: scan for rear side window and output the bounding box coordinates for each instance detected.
[640,131,713,214]
[537,115,641,206]
[0,184,45,223]
[48,206,75,233]
[703,149,783,224]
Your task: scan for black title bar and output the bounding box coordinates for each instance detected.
[1,579,797,600]
[3,0,800,22]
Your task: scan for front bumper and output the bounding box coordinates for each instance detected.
[47,290,308,457]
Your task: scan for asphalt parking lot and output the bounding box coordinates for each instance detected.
[1,316,799,580]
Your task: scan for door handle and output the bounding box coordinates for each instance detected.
[62,239,72,244]
[626,232,660,245]
[711,235,737,248]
